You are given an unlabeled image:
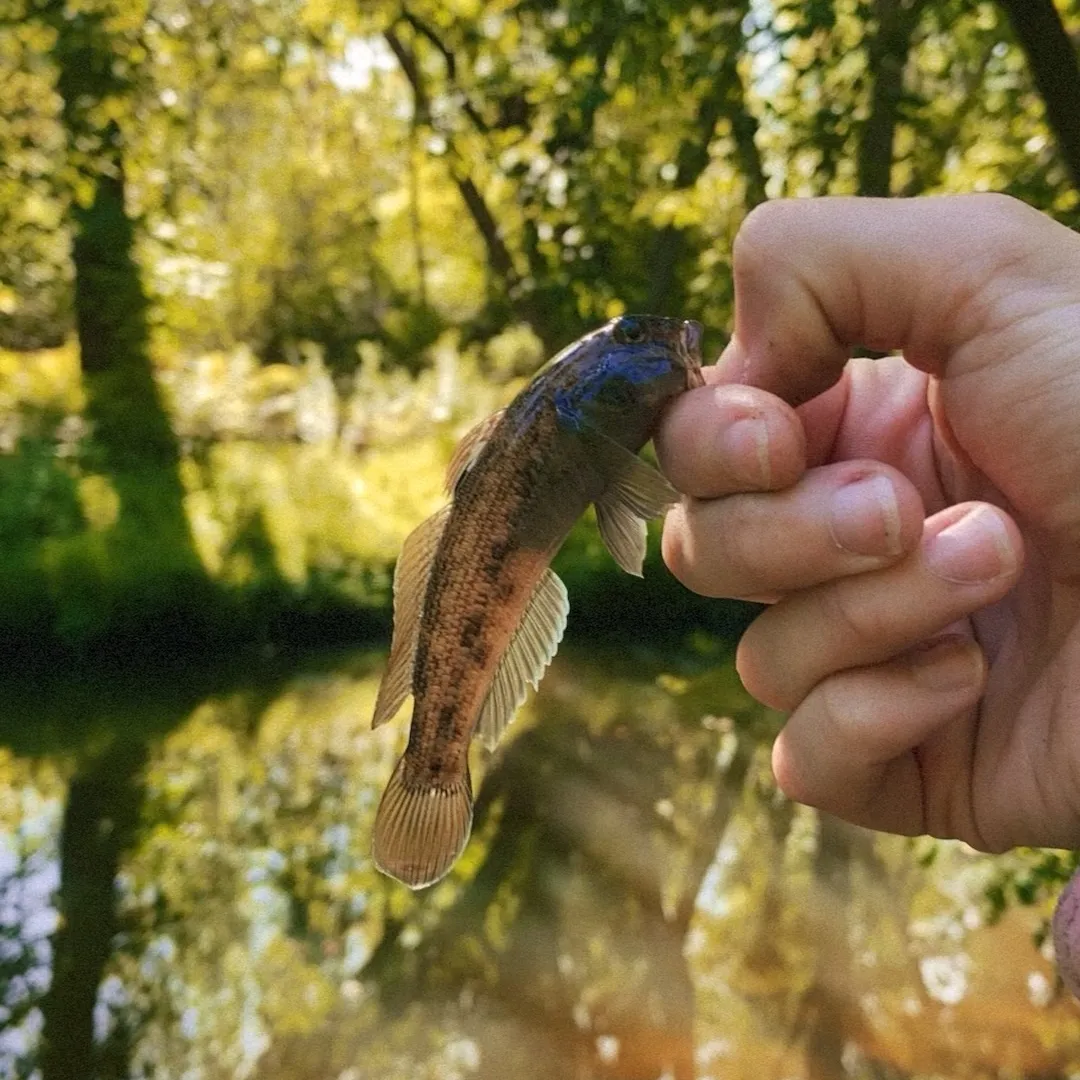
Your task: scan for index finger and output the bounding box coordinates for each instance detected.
[716,194,1075,405]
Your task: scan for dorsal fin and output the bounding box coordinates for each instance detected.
[372,757,473,889]
[372,505,452,729]
[445,409,505,494]
[475,568,569,751]
[592,434,678,576]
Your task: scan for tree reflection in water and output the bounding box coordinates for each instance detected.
[1,648,1077,1080]
[361,653,757,1080]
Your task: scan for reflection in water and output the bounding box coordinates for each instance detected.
[0,649,1077,1080]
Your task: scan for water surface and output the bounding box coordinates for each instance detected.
[1,647,1076,1080]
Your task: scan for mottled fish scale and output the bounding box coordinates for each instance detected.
[406,404,568,773]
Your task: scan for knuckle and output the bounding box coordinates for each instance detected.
[968,191,1030,226]
[660,517,690,584]
[733,200,797,274]
[815,676,859,746]
[771,733,824,810]
[662,510,729,599]
[735,629,798,711]
[814,672,892,764]
[708,498,763,584]
[819,580,890,644]
[968,193,1048,267]
[666,499,759,598]
[773,756,815,809]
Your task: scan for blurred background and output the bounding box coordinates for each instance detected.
[2,1,1080,1077]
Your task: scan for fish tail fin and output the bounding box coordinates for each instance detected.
[372,757,473,889]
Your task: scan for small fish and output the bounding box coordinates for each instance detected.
[371,314,704,888]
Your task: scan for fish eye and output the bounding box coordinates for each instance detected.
[615,317,644,344]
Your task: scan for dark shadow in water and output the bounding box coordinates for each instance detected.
[0,646,303,760]
[39,739,147,1080]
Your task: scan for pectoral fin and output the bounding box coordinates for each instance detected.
[445,409,505,494]
[372,505,451,729]
[592,434,678,576]
[476,568,569,751]
[595,496,649,577]
[372,757,473,889]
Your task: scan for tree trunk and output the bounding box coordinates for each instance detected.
[40,1,210,653]
[858,0,929,198]
[998,0,1080,192]
[408,128,429,307]
[646,1,767,314]
[44,4,150,377]
[796,816,914,1080]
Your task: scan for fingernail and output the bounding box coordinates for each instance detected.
[721,416,771,488]
[829,474,902,557]
[924,505,1016,584]
[910,636,983,691]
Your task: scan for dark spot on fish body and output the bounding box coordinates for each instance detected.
[436,703,458,741]
[411,640,430,697]
[459,611,490,666]
[495,578,515,603]
[460,611,484,648]
[480,530,522,583]
[498,437,544,502]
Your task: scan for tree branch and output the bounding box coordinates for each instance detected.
[399,8,490,134]
[383,24,520,291]
[383,25,429,121]
[726,66,769,210]
[647,4,768,311]
[672,2,768,206]
[453,172,518,283]
[546,24,620,155]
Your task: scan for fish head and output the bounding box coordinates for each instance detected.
[551,314,705,446]
[608,314,705,387]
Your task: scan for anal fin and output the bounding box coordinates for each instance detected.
[476,568,569,751]
[372,757,473,889]
[372,505,451,729]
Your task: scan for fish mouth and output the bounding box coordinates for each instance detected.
[681,320,705,388]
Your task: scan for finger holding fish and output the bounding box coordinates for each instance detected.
[655,381,807,498]
[662,460,925,600]
[736,501,1023,712]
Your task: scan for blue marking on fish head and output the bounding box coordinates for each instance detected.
[550,315,703,449]
[553,388,585,432]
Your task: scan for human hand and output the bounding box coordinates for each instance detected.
[657,194,1080,853]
